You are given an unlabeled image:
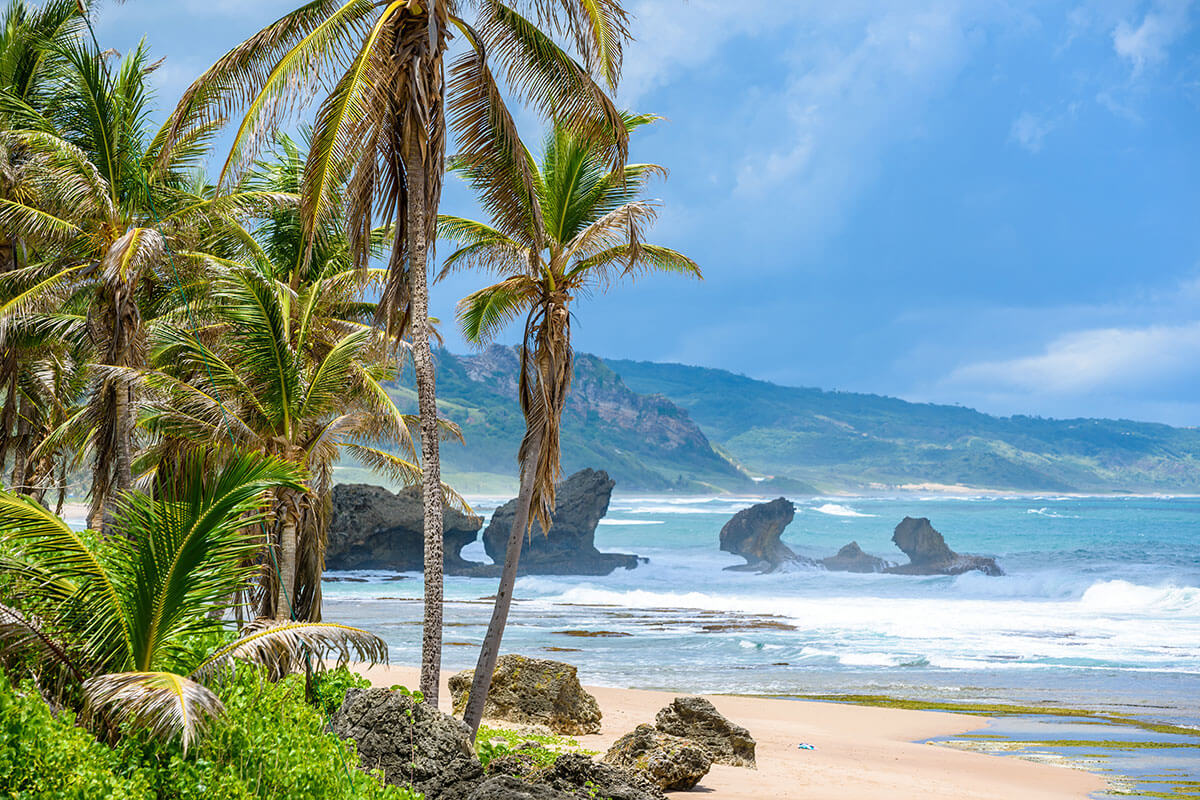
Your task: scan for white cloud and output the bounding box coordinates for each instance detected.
[944,321,1200,395]
[1112,0,1194,74]
[1010,111,1054,152]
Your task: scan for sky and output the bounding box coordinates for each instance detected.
[91,0,1200,425]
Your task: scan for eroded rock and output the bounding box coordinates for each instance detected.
[718,497,814,573]
[821,541,891,573]
[653,696,755,768]
[603,724,711,791]
[884,517,1004,576]
[327,483,483,573]
[330,687,483,799]
[541,753,665,800]
[481,469,639,576]
[449,654,602,735]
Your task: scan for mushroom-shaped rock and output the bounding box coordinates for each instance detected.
[449,654,602,735]
[603,724,712,791]
[719,498,814,573]
[330,687,484,798]
[653,696,756,768]
[481,469,639,576]
[884,517,1004,576]
[821,541,891,573]
[327,483,484,573]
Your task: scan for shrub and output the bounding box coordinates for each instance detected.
[311,665,372,717]
[116,667,420,800]
[0,668,153,798]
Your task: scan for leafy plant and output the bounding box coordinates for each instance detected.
[311,665,371,717]
[475,724,593,770]
[0,667,154,798]
[0,452,387,748]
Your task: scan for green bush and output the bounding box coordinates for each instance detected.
[310,665,371,717]
[0,668,153,798]
[0,666,421,800]
[116,668,420,800]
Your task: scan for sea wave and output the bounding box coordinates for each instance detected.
[1027,507,1081,519]
[811,503,876,518]
[1079,579,1200,613]
[597,519,664,526]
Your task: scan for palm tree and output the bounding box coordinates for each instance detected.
[0,0,83,484]
[138,135,463,622]
[162,0,632,702]
[0,451,387,750]
[0,39,288,528]
[445,115,700,735]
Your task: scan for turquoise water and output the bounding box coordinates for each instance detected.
[323,494,1200,796]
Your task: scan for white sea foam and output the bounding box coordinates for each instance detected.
[1079,579,1200,613]
[811,503,876,517]
[1027,507,1080,519]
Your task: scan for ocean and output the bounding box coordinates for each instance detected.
[323,494,1200,797]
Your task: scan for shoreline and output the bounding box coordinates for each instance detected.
[353,664,1107,800]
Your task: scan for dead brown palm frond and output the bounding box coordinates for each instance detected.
[191,619,387,682]
[82,671,224,753]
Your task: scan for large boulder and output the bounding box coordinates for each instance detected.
[449,654,602,735]
[603,724,711,791]
[467,776,573,800]
[653,696,755,768]
[719,498,814,573]
[481,469,639,576]
[821,541,891,573]
[330,687,484,799]
[540,753,665,800]
[327,483,484,573]
[884,517,1004,576]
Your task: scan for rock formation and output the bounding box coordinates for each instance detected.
[449,654,602,735]
[603,724,712,791]
[330,687,484,798]
[481,469,639,576]
[883,517,1004,576]
[327,483,484,572]
[501,753,665,800]
[466,776,570,800]
[653,696,755,768]
[820,541,891,573]
[718,498,814,573]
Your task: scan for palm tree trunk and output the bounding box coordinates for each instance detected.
[113,379,134,494]
[10,391,32,491]
[276,494,300,620]
[462,428,542,737]
[403,143,446,705]
[0,366,17,480]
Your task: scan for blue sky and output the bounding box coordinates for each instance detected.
[93,1,1200,425]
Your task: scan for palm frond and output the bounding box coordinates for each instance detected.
[191,619,387,682]
[82,671,223,751]
[457,275,537,344]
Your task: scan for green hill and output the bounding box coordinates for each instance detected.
[606,358,1200,493]
[339,347,1200,494]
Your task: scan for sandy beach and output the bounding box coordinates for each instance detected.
[355,665,1105,800]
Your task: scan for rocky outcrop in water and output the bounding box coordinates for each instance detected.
[449,654,602,735]
[821,541,891,573]
[481,469,639,576]
[327,483,484,572]
[331,687,484,799]
[718,498,815,573]
[653,697,755,768]
[603,725,712,791]
[883,517,1004,576]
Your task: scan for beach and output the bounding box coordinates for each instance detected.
[356,664,1106,800]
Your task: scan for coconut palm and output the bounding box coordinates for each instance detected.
[0,0,83,483]
[445,115,700,735]
[0,38,290,528]
[137,134,462,622]
[162,0,632,702]
[0,451,387,750]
